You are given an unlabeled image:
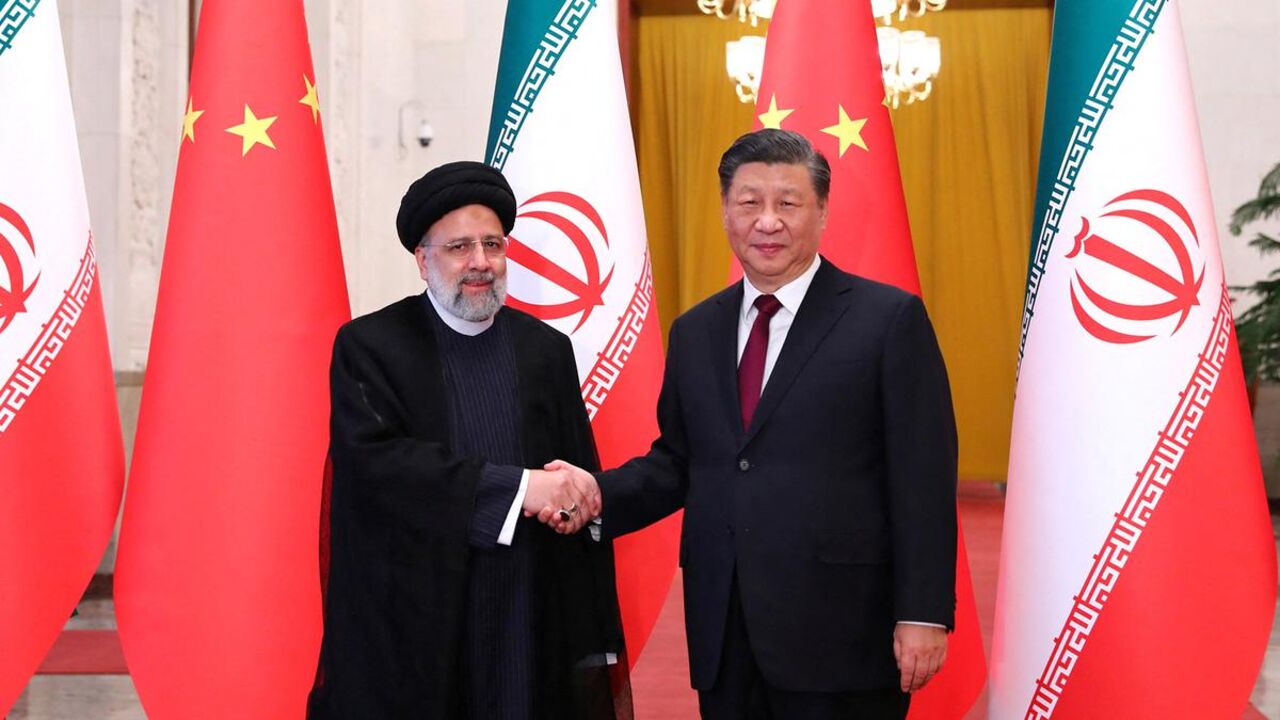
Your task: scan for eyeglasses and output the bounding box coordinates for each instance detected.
[420,237,508,259]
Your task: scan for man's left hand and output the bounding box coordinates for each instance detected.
[893,623,947,693]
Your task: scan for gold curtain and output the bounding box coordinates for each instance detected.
[633,14,762,333]
[894,7,1052,480]
[633,7,1051,481]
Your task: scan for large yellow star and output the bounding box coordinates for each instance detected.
[820,104,868,157]
[299,75,321,124]
[757,94,794,130]
[225,104,278,156]
[182,97,204,144]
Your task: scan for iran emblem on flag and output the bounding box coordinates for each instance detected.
[990,1,1276,718]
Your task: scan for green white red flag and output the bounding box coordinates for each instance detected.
[991,1,1275,717]
[0,2,124,713]
[486,0,676,663]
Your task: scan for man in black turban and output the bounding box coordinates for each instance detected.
[394,160,518,252]
[308,161,631,720]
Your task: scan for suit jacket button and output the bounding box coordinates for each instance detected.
[738,459,750,472]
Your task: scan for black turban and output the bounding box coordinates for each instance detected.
[395,161,517,252]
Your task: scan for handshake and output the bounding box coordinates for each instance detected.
[521,460,599,534]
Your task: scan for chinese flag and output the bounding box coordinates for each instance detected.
[113,1,349,717]
[749,0,987,715]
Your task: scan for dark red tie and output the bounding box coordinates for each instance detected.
[738,294,783,429]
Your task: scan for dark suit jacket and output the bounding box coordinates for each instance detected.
[598,257,957,693]
[308,297,626,719]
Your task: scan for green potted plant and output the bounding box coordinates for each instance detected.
[1229,161,1280,413]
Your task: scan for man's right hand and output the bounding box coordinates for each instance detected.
[544,459,602,530]
[522,468,591,534]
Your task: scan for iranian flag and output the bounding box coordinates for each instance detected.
[749,1,986,716]
[486,0,674,662]
[990,1,1275,718]
[0,1,125,714]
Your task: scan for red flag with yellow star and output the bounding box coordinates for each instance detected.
[751,1,986,715]
[114,1,349,716]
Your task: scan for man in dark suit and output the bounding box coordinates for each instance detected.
[309,162,626,719]
[549,129,957,719]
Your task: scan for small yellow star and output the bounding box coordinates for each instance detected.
[757,94,794,130]
[820,104,868,157]
[299,75,321,124]
[182,97,204,144]
[225,104,278,156]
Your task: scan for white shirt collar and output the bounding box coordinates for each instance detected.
[425,288,495,336]
[740,254,821,321]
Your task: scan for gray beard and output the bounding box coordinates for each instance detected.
[425,263,507,322]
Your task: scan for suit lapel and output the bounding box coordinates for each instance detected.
[741,259,852,448]
[712,282,747,442]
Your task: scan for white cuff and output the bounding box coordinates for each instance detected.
[497,470,529,546]
[897,621,947,628]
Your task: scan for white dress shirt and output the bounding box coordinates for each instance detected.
[736,254,821,383]
[735,258,942,630]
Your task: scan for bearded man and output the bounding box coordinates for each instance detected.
[307,161,629,720]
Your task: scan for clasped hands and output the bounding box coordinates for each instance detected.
[521,459,599,534]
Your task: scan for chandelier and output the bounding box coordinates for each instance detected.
[870,0,947,25]
[696,0,775,25]
[876,27,941,108]
[702,0,945,107]
[725,36,767,103]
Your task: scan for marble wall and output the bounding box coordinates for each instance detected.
[305,0,509,319]
[57,0,186,372]
[1183,0,1280,297]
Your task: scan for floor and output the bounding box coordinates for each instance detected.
[7,600,136,720]
[8,497,1280,719]
[625,498,1280,720]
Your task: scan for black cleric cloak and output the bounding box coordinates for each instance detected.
[307,295,630,719]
